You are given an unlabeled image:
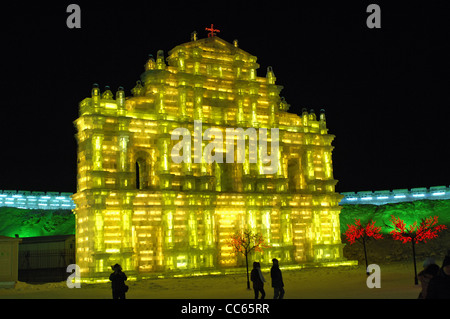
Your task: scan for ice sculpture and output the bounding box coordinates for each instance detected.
[73,31,350,281]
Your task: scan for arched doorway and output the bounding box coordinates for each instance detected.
[135,152,151,190]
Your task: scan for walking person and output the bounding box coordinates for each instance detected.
[109,264,128,299]
[270,258,285,299]
[250,262,266,299]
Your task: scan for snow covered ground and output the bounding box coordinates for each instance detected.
[0,261,425,299]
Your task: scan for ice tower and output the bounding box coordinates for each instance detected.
[72,32,350,281]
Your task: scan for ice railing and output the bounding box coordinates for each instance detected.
[0,190,75,210]
[2,186,449,209]
[340,186,450,205]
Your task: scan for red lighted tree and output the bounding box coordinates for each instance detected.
[389,215,447,285]
[344,219,383,273]
[229,229,270,289]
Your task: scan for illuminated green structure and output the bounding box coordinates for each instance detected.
[73,33,350,281]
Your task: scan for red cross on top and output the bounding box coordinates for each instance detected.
[205,24,220,38]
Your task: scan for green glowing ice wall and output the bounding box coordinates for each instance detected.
[340,199,450,234]
[0,207,75,238]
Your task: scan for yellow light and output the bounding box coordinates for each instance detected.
[73,33,349,281]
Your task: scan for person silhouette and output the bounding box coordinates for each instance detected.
[426,252,450,299]
[270,258,285,299]
[418,262,439,299]
[250,262,266,299]
[109,264,128,299]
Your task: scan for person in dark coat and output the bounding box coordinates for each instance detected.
[426,253,450,299]
[109,264,128,299]
[270,258,285,299]
[418,263,439,299]
[250,262,266,299]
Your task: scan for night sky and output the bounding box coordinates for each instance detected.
[1,1,449,194]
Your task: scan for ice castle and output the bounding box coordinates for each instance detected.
[72,31,350,281]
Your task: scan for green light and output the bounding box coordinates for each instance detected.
[0,207,75,238]
[340,200,450,234]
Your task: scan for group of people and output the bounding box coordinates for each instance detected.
[109,258,285,300]
[418,252,450,299]
[250,258,285,299]
[109,252,450,299]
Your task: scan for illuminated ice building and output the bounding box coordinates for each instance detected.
[73,31,352,281]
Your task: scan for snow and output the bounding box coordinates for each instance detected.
[0,261,425,299]
[2,202,447,301]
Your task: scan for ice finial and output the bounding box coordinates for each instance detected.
[116,86,125,99]
[205,24,220,38]
[131,81,144,97]
[266,66,276,84]
[102,86,113,100]
[116,86,125,107]
[320,109,326,122]
[156,50,166,70]
[91,83,100,97]
[145,54,155,71]
[302,108,308,126]
[191,31,198,41]
[279,97,290,111]
[309,109,316,121]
